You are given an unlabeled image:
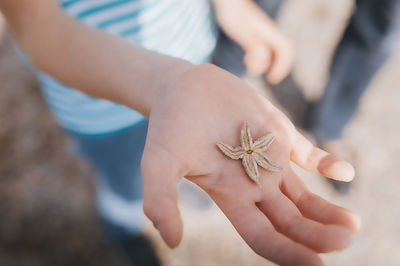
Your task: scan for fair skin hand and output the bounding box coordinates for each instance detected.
[212,0,294,83]
[0,1,359,266]
[143,64,360,266]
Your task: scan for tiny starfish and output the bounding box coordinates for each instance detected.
[216,121,282,185]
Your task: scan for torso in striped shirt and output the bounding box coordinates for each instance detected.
[38,0,217,135]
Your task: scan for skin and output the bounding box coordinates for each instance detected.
[212,0,294,83]
[0,1,360,265]
[143,64,360,266]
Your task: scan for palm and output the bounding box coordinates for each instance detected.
[141,65,359,266]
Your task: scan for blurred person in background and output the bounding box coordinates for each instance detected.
[0,1,361,266]
[311,0,400,193]
[214,0,400,194]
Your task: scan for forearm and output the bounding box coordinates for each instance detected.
[1,2,192,116]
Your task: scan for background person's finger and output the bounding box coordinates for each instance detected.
[243,45,271,76]
[212,198,322,266]
[257,179,353,252]
[141,146,183,248]
[290,130,355,181]
[264,37,293,84]
[281,170,361,232]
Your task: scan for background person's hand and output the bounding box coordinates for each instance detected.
[141,64,360,266]
[212,0,294,84]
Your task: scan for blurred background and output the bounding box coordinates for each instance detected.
[0,0,399,265]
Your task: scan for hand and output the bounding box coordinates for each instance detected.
[212,0,294,84]
[141,64,360,266]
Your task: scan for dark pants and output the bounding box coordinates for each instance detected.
[213,0,400,142]
[313,0,400,142]
[69,119,149,240]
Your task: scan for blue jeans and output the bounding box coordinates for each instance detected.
[213,0,400,142]
[312,0,400,142]
[69,119,148,240]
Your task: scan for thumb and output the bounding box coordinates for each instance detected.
[141,147,183,248]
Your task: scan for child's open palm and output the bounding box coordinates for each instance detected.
[141,64,360,266]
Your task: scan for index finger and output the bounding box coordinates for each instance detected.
[290,130,355,181]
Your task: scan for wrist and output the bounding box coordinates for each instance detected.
[144,57,194,116]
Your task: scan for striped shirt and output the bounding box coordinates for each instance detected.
[37,0,217,135]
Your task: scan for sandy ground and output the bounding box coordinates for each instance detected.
[1,0,400,265]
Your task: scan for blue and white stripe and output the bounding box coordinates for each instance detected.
[38,0,217,135]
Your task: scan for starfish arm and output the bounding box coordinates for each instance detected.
[253,151,283,172]
[242,153,260,184]
[241,121,253,151]
[216,142,245,159]
[252,133,275,151]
